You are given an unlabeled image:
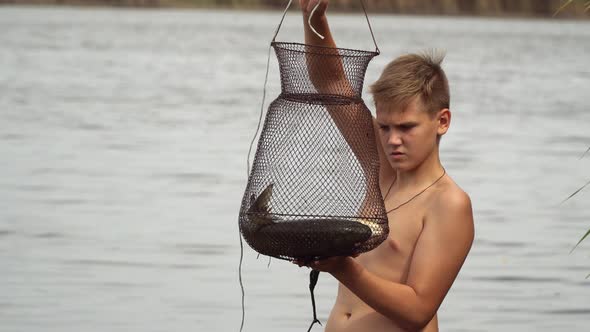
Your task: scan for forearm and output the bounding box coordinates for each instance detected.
[302,10,350,94]
[332,258,434,330]
[300,1,370,178]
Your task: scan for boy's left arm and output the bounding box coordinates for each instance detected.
[308,190,474,330]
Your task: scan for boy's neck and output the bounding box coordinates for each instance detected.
[395,151,444,190]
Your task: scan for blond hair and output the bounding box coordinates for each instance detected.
[369,50,450,116]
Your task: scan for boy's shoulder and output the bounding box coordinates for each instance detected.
[435,174,470,204]
[427,175,473,226]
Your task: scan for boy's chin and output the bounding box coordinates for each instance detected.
[388,159,416,172]
[388,160,406,170]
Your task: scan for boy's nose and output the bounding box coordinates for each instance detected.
[388,132,402,146]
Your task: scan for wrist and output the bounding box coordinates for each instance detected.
[303,11,327,23]
[332,257,364,282]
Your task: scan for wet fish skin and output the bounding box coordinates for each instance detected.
[246,184,373,259]
[255,218,372,258]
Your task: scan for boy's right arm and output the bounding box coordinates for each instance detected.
[300,0,395,188]
[301,0,353,96]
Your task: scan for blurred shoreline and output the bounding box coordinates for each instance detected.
[1,0,589,19]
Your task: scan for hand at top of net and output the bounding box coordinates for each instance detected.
[299,0,329,18]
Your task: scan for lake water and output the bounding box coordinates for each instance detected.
[1,5,589,332]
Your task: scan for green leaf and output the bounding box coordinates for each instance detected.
[580,146,590,160]
[561,178,590,205]
[570,228,590,253]
[554,0,574,17]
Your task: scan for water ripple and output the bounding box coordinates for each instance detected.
[472,275,564,283]
[542,308,590,315]
[75,122,107,131]
[0,133,26,140]
[475,239,527,248]
[152,171,224,185]
[33,232,64,239]
[0,230,16,237]
[40,198,87,206]
[173,243,231,256]
[13,184,55,192]
[62,258,205,270]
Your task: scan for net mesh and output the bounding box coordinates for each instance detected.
[239,42,388,261]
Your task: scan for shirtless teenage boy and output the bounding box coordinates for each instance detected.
[295,1,475,331]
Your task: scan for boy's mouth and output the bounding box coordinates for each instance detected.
[390,151,405,160]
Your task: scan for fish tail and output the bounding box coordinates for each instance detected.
[249,183,274,216]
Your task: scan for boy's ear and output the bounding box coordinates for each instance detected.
[437,108,451,136]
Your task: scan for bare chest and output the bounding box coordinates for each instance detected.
[359,207,425,283]
[332,207,425,315]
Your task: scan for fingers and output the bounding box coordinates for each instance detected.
[300,0,328,17]
[291,258,332,272]
[292,258,320,269]
[292,258,310,267]
[292,254,356,267]
[310,0,328,15]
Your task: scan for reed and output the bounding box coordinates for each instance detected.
[553,0,590,16]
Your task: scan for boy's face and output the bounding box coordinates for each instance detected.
[375,96,449,171]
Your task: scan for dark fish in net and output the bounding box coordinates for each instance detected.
[246,184,373,260]
[238,41,389,261]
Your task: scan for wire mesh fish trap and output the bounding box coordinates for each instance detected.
[239,41,388,261]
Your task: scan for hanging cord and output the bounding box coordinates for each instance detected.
[305,0,379,52]
[246,42,275,178]
[382,168,447,214]
[359,0,380,54]
[247,0,293,178]
[241,1,380,332]
[240,2,294,332]
[247,0,294,178]
[238,230,246,332]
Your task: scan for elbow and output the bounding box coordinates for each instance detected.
[394,308,436,332]
[396,320,427,332]
[398,318,433,332]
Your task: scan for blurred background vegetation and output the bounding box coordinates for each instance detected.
[1,0,589,18]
